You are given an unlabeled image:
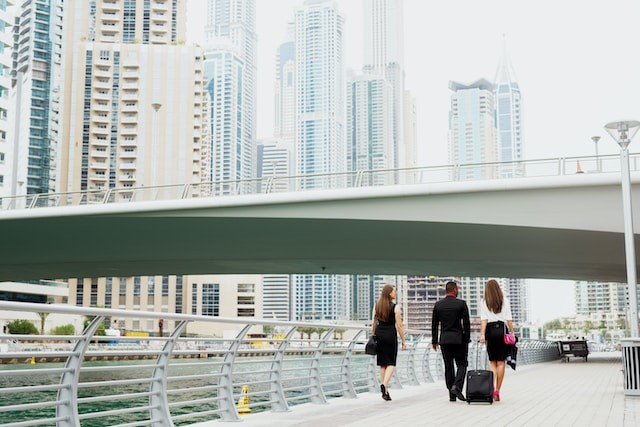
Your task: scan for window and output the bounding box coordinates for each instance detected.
[202,283,219,316]
[237,283,255,293]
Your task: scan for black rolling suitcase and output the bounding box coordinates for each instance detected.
[466,342,493,404]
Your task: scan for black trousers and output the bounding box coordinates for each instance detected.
[440,343,469,392]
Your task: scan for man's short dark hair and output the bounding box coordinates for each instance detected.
[445,281,458,293]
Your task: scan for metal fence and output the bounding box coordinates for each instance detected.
[2,153,639,211]
[0,301,560,427]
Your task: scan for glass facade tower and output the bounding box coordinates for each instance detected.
[10,0,61,196]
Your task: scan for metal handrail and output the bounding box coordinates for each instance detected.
[2,153,637,212]
[0,301,560,426]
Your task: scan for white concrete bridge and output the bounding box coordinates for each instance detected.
[1,155,640,282]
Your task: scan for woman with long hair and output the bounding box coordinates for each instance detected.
[372,284,406,401]
[479,279,514,402]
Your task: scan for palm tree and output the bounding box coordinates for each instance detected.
[37,312,49,335]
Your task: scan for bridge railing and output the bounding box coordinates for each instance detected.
[0,301,560,426]
[2,153,639,211]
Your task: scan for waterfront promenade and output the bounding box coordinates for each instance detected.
[199,352,639,427]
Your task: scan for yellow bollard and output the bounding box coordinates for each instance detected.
[237,384,251,414]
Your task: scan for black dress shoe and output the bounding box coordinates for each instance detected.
[450,386,466,402]
[449,394,457,402]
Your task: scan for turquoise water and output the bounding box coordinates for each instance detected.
[0,356,370,426]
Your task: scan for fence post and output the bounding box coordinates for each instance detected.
[149,320,189,426]
[405,334,422,386]
[308,329,332,404]
[218,324,252,421]
[269,327,296,412]
[57,316,105,427]
[340,330,362,398]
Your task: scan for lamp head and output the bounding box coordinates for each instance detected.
[591,136,600,144]
[604,120,640,149]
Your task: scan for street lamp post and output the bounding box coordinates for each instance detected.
[592,135,601,171]
[605,120,640,337]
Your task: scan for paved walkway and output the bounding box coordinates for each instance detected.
[196,352,640,426]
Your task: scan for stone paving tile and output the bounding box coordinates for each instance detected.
[194,352,640,427]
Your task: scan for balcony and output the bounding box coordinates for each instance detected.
[93,68,112,78]
[119,160,136,168]
[91,138,109,147]
[92,126,110,136]
[102,1,121,12]
[120,150,136,159]
[120,126,138,136]
[93,92,110,101]
[152,2,169,12]
[120,139,136,147]
[92,114,110,124]
[90,162,108,170]
[121,114,137,124]
[90,174,108,181]
[91,151,108,159]
[93,103,110,112]
[122,70,139,79]
[121,92,138,101]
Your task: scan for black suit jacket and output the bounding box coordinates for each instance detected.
[432,295,471,345]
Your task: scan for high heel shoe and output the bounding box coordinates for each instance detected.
[381,384,391,401]
[493,389,500,401]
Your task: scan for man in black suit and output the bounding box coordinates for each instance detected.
[432,280,471,402]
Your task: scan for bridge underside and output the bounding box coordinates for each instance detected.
[0,214,632,282]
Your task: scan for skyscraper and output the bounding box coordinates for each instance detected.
[204,0,257,188]
[494,41,524,177]
[292,0,348,321]
[0,1,14,199]
[58,1,206,334]
[59,0,204,194]
[575,281,628,316]
[8,0,62,197]
[258,25,297,323]
[274,22,295,147]
[363,0,416,178]
[199,1,262,324]
[448,78,498,181]
[295,0,346,189]
[346,74,394,184]
[345,73,395,321]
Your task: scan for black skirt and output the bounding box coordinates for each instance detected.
[485,321,508,361]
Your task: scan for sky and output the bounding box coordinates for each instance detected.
[185,0,640,323]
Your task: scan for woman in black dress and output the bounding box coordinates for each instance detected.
[372,284,406,401]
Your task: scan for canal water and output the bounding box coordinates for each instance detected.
[0,355,372,426]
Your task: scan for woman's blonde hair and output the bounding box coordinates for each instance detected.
[375,284,395,322]
[484,279,504,314]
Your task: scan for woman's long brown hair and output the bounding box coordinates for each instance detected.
[484,279,504,314]
[375,284,395,322]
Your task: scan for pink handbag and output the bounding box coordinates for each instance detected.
[503,323,516,345]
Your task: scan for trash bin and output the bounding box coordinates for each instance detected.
[621,338,640,396]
